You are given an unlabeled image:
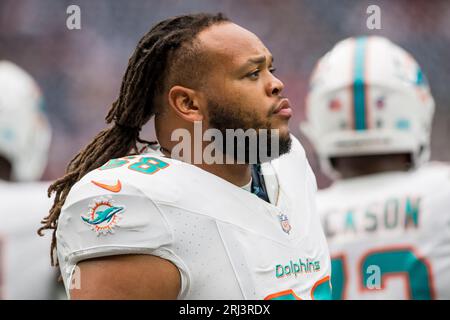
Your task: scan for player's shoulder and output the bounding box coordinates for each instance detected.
[55,155,180,290]
[57,152,179,250]
[64,153,185,208]
[316,174,370,208]
[412,161,450,188]
[316,182,340,206]
[417,161,450,176]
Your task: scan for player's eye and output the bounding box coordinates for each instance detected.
[247,69,260,80]
[246,67,276,80]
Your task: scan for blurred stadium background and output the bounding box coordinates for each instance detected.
[1,0,449,188]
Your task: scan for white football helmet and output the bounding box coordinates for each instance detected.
[0,60,51,181]
[301,36,435,179]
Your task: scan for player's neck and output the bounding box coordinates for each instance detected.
[198,162,253,187]
[159,144,252,187]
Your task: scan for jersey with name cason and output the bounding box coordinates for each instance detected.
[57,135,331,300]
[317,162,450,299]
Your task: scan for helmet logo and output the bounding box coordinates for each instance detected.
[329,98,342,111]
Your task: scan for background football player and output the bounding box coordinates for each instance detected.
[301,36,450,299]
[0,60,59,299]
[39,13,331,300]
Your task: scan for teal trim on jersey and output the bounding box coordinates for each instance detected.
[353,37,368,131]
[268,293,298,300]
[361,249,434,299]
[331,258,345,300]
[312,278,332,300]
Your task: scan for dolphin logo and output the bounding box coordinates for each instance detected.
[82,206,124,225]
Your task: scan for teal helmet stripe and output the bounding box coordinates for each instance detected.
[353,37,368,130]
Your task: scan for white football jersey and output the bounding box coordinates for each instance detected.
[0,181,59,299]
[317,162,450,299]
[57,135,331,300]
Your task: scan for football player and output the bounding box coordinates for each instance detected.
[301,36,450,299]
[0,60,57,299]
[39,13,332,300]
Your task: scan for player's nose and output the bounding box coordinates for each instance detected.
[266,74,284,97]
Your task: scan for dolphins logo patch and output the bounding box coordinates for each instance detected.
[81,196,125,236]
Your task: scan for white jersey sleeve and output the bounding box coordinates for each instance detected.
[57,176,189,299]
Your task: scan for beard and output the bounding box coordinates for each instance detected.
[206,97,292,164]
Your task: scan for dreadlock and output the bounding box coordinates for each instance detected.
[38,13,230,266]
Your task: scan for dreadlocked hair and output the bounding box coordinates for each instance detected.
[38,12,230,266]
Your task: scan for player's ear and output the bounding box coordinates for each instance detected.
[167,86,204,122]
